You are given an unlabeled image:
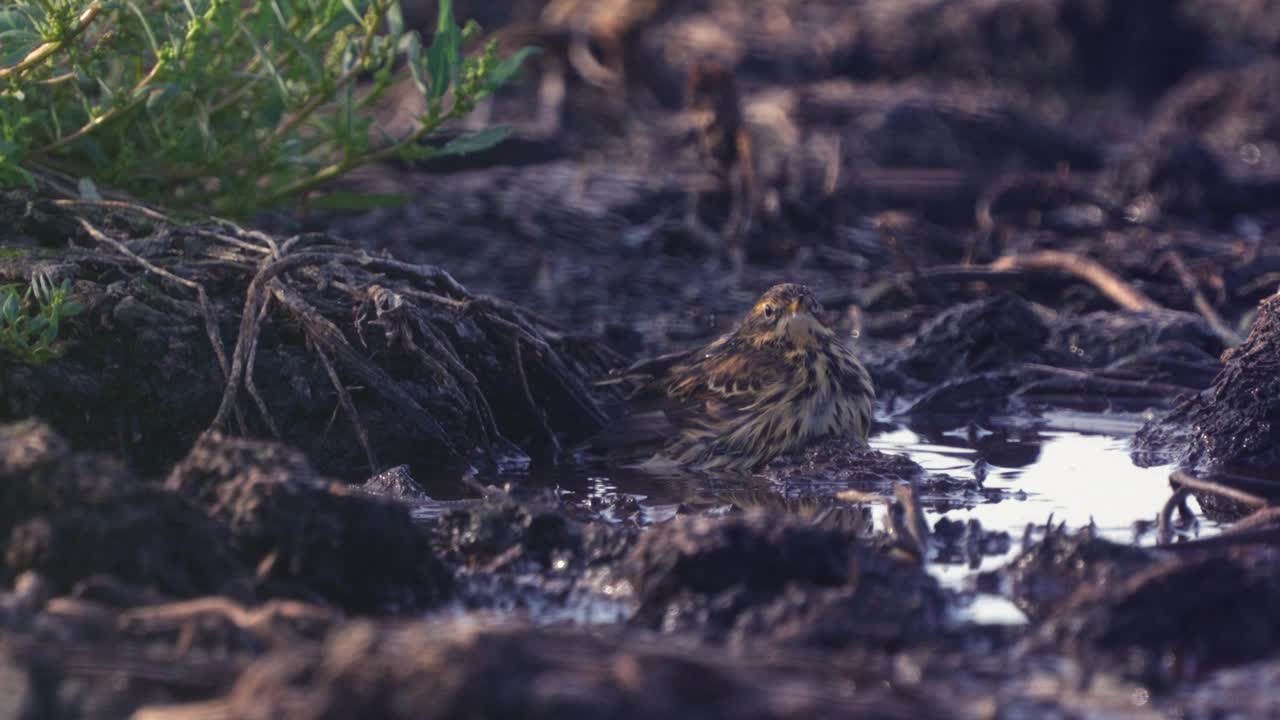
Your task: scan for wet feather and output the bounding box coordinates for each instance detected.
[589,283,875,472]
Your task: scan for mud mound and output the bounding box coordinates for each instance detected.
[0,420,243,597]
[224,621,947,720]
[890,292,1050,388]
[1031,545,1280,687]
[430,493,636,614]
[0,196,615,480]
[167,433,450,612]
[1006,527,1163,622]
[1134,293,1280,472]
[762,440,929,486]
[624,510,944,648]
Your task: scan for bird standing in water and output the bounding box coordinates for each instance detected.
[593,283,874,472]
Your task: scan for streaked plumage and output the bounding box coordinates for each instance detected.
[592,284,874,472]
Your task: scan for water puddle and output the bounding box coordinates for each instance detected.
[869,412,1194,624]
[413,410,1219,627]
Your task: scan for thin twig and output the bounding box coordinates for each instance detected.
[1160,527,1280,552]
[990,250,1161,312]
[132,700,235,720]
[269,281,459,458]
[39,60,167,153]
[1018,363,1191,397]
[1157,486,1192,545]
[118,596,336,636]
[1170,470,1268,510]
[513,336,560,456]
[312,338,378,474]
[1160,251,1244,346]
[244,293,282,439]
[0,1,103,79]
[78,218,243,433]
[53,198,172,224]
[211,252,340,430]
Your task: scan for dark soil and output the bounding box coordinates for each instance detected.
[5,0,1280,717]
[1135,293,1280,475]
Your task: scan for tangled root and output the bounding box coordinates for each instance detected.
[2,196,618,477]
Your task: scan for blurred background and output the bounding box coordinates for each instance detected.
[304,0,1280,360]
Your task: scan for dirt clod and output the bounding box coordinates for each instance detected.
[0,420,244,598]
[167,432,451,612]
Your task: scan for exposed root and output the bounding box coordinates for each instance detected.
[1159,251,1243,347]
[268,279,457,459]
[513,335,560,457]
[1156,472,1280,550]
[47,204,610,475]
[1170,470,1268,511]
[78,218,247,434]
[312,339,377,474]
[117,596,338,644]
[990,250,1161,312]
[1017,363,1190,399]
[1157,486,1193,545]
[244,294,282,440]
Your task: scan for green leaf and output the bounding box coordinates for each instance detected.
[0,294,17,323]
[485,46,539,93]
[126,1,163,57]
[306,190,412,211]
[0,29,40,65]
[436,126,511,157]
[425,0,460,100]
[61,301,85,318]
[0,163,36,189]
[385,2,404,49]
[339,0,362,23]
[395,142,436,162]
[405,33,427,99]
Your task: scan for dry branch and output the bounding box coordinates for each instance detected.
[990,250,1160,312]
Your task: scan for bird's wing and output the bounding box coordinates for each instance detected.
[588,338,788,460]
[592,352,688,391]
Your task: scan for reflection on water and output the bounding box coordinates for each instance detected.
[874,418,1178,542]
[416,410,1205,626]
[870,413,1187,624]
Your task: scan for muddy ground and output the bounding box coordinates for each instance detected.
[4,0,1280,718]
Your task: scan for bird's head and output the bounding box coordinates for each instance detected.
[739,283,831,349]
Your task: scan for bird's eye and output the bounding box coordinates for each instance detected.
[761,303,776,319]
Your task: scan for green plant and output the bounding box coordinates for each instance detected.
[0,0,532,215]
[0,271,85,364]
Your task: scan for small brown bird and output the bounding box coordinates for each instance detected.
[593,284,874,472]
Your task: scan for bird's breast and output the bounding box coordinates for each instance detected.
[790,345,872,441]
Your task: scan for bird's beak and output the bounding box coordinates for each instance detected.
[787,299,802,315]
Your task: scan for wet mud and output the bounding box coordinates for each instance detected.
[4,0,1280,717]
